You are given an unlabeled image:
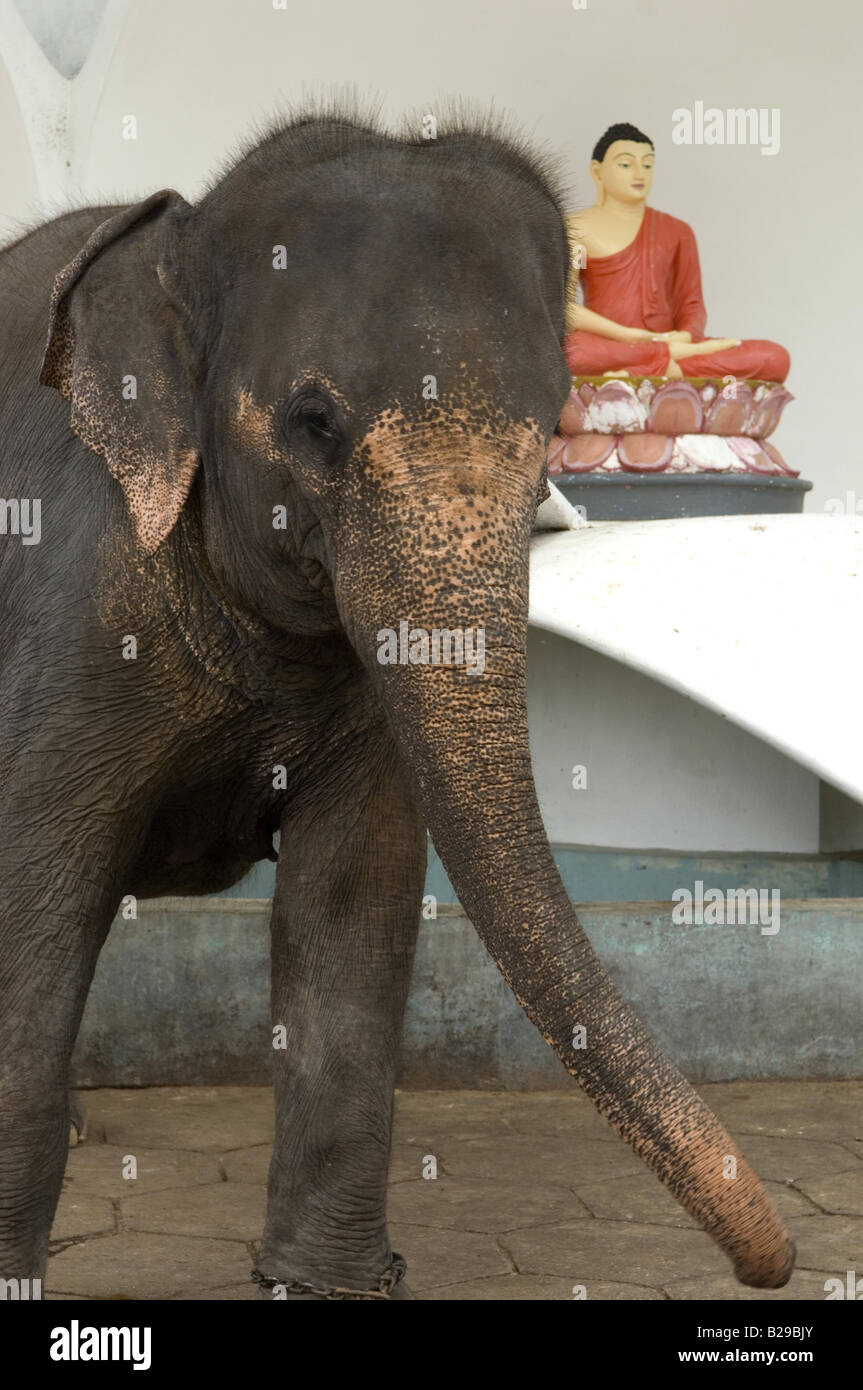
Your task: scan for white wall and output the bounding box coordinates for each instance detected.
[527,630,819,853]
[1,0,859,511]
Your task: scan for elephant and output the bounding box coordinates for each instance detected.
[0,102,795,1299]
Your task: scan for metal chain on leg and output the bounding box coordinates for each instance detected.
[251,1253,407,1300]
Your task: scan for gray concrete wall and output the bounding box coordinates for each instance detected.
[71,896,863,1088]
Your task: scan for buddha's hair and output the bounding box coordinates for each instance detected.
[591,123,654,163]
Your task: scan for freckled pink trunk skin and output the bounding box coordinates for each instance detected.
[337,441,795,1289]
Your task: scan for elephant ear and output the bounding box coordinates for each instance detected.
[40,189,199,553]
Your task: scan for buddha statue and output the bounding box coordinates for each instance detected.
[564,122,790,383]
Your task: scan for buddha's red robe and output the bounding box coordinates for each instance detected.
[564,207,789,382]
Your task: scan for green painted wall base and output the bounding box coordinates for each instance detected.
[424,845,863,905]
[222,845,863,905]
[71,896,863,1088]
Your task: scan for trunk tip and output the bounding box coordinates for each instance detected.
[734,1236,796,1290]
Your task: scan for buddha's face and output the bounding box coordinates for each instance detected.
[591,141,654,203]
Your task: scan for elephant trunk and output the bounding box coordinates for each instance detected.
[337,446,794,1288]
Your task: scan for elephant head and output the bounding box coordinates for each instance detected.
[40,108,794,1288]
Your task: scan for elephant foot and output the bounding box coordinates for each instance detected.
[251,1254,411,1300]
[69,1093,88,1147]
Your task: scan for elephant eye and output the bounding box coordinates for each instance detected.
[284,389,343,454]
[297,405,334,439]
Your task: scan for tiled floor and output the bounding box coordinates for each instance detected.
[47,1082,863,1300]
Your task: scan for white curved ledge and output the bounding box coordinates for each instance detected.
[528,513,863,803]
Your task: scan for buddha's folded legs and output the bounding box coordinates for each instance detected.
[680,340,790,383]
[564,330,670,378]
[563,332,790,384]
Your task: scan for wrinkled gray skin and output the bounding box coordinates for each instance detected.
[0,110,794,1298]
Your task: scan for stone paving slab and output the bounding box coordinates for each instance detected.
[45,1083,863,1300]
[60,1144,223,1198]
[698,1081,863,1140]
[796,1170,863,1216]
[219,1145,271,1186]
[439,1133,646,1183]
[49,1232,254,1300]
[386,1175,591,1233]
[502,1219,730,1287]
[121,1183,266,1241]
[569,1173,817,1227]
[92,1086,274,1151]
[663,1269,843,1301]
[423,1275,665,1300]
[52,1193,116,1242]
[731,1134,862,1183]
[784,1214,863,1270]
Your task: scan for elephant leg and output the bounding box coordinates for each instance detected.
[0,811,121,1280]
[256,741,426,1300]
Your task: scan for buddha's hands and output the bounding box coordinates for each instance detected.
[668,336,742,360]
[611,326,740,357]
[629,327,693,345]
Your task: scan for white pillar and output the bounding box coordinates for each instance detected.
[0,0,129,210]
